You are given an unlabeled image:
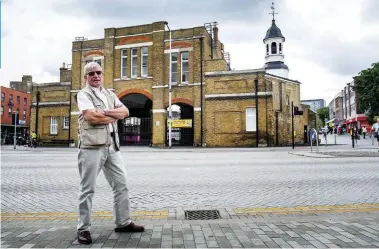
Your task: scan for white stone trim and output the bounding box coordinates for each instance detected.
[152,109,166,113]
[114,76,153,81]
[152,85,169,89]
[164,47,193,54]
[71,111,81,115]
[34,82,71,86]
[205,92,272,99]
[70,90,80,93]
[194,107,201,111]
[163,35,206,42]
[31,101,70,106]
[153,30,165,33]
[151,82,202,88]
[115,42,153,49]
[72,47,104,52]
[265,73,301,84]
[205,68,266,77]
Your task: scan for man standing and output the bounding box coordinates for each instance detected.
[76,62,144,244]
[362,126,367,139]
[372,118,379,152]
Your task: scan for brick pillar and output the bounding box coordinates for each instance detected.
[193,110,201,145]
[104,28,116,89]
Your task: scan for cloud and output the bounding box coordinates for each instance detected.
[1,0,378,106]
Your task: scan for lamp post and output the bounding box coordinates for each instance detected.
[13,111,18,150]
[165,22,173,149]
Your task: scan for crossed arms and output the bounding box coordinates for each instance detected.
[83,106,129,125]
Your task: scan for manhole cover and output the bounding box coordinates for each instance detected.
[185,210,221,220]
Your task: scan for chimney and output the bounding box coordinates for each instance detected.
[60,62,72,82]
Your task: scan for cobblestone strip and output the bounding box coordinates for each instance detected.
[2,214,379,248]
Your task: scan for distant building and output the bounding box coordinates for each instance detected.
[300,99,325,112]
[1,84,31,144]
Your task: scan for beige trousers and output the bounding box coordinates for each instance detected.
[77,142,131,231]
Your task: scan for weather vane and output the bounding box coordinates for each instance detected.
[270,2,278,21]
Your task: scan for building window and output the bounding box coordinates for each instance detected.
[279,43,282,53]
[9,94,13,102]
[171,53,178,83]
[94,59,101,66]
[1,106,3,116]
[131,48,138,78]
[266,44,269,55]
[271,42,277,54]
[23,110,26,120]
[50,117,58,135]
[17,96,20,104]
[8,108,12,117]
[141,47,148,77]
[24,98,27,105]
[121,49,128,78]
[286,95,290,106]
[1,92,5,101]
[181,52,189,83]
[246,108,257,132]
[63,117,69,129]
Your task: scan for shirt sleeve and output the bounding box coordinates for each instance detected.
[77,91,95,113]
[112,92,126,108]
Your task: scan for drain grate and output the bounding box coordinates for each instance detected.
[185,210,221,220]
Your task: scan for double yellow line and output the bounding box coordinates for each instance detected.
[234,204,379,216]
[1,210,169,221]
[2,204,378,221]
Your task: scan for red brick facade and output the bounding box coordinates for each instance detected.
[1,86,31,126]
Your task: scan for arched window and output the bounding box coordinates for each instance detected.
[279,43,282,53]
[271,42,277,54]
[266,44,269,55]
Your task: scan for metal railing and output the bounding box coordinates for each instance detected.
[310,128,319,152]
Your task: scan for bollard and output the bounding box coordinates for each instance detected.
[352,133,355,148]
[334,134,337,145]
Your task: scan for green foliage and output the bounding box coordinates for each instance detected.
[317,107,329,126]
[353,62,379,125]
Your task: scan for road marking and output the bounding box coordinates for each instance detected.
[1,204,378,221]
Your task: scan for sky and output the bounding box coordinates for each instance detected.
[1,0,378,105]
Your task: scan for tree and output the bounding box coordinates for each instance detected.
[317,107,329,126]
[353,62,379,125]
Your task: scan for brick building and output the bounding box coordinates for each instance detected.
[29,17,314,147]
[1,84,31,144]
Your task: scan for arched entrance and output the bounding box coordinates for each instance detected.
[165,102,194,146]
[118,92,152,146]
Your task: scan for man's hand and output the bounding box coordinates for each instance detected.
[83,109,117,125]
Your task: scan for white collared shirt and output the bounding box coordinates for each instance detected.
[77,86,125,132]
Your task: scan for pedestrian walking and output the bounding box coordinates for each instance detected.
[76,61,144,244]
[362,126,367,139]
[371,118,379,152]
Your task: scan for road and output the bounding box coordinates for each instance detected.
[2,146,378,214]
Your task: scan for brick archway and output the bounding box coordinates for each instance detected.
[117,89,153,100]
[164,98,193,108]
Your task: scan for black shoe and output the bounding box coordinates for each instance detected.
[77,230,92,244]
[115,222,145,232]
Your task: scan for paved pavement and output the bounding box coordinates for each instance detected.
[1,146,379,248]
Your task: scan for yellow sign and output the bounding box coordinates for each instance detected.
[167,119,192,128]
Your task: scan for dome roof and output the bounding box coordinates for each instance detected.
[263,20,285,42]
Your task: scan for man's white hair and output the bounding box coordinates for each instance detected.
[83,61,102,76]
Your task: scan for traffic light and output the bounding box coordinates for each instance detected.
[293,106,304,116]
[12,113,19,125]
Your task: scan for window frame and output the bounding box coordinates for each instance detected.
[1,92,4,101]
[50,117,58,135]
[171,53,178,84]
[1,106,3,116]
[121,49,128,78]
[141,47,148,77]
[63,116,69,129]
[131,48,138,78]
[245,107,257,132]
[181,52,189,84]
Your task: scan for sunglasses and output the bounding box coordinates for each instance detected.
[87,71,102,76]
